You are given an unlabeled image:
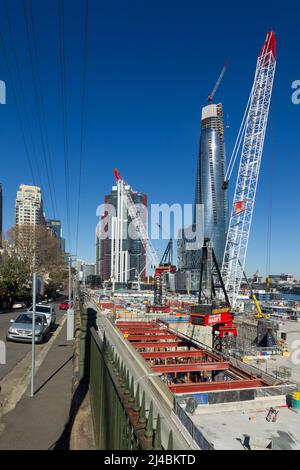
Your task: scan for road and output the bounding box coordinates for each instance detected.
[0,300,66,381]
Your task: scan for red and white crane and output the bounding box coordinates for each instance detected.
[221,32,276,308]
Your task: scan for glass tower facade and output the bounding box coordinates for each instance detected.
[194,103,228,267]
[177,102,228,291]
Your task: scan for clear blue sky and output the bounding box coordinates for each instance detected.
[0,0,299,277]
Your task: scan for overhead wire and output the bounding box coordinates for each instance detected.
[75,0,89,255]
[2,0,51,216]
[58,0,71,251]
[0,22,36,186]
[22,0,56,219]
[27,0,59,219]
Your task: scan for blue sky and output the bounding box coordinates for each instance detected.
[0,0,299,277]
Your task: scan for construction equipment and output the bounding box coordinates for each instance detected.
[148,239,177,312]
[113,168,159,270]
[190,238,237,353]
[221,32,276,308]
[207,63,228,103]
[239,261,269,319]
[113,169,176,310]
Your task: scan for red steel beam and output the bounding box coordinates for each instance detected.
[128,334,178,341]
[132,341,188,349]
[168,379,264,394]
[118,328,168,334]
[141,350,207,359]
[151,362,230,373]
[117,322,155,327]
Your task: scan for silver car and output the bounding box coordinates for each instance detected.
[6,313,49,344]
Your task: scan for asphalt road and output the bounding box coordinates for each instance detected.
[0,299,66,381]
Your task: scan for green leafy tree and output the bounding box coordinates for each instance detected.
[0,255,31,306]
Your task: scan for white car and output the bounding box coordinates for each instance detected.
[28,304,56,330]
[12,302,27,310]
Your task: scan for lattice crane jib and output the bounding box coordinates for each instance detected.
[221,32,276,308]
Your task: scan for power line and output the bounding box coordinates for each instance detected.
[27,0,59,219]
[58,0,71,251]
[22,0,56,219]
[0,26,36,186]
[2,0,51,215]
[75,0,89,255]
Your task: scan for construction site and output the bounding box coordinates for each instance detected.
[90,31,300,449]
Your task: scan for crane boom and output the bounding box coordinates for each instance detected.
[113,169,159,269]
[208,63,228,103]
[221,32,276,308]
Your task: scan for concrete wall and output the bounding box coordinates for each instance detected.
[167,321,213,349]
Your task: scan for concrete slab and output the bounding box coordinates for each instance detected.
[190,406,300,450]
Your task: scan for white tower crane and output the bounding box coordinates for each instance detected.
[113,169,159,270]
[221,31,276,308]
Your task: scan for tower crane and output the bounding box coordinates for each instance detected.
[221,31,276,309]
[113,168,159,270]
[113,169,175,310]
[207,63,228,103]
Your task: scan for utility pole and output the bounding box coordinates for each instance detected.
[30,272,37,397]
[67,254,76,341]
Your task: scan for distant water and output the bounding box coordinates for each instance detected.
[282,293,300,302]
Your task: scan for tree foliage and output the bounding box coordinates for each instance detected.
[2,226,68,301]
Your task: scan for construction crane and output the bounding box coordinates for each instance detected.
[221,31,276,309]
[113,168,159,270]
[207,63,228,103]
[152,239,176,309]
[190,238,237,353]
[238,261,269,319]
[113,169,175,309]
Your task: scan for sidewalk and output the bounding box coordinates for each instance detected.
[0,319,74,450]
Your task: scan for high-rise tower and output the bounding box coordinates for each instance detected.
[194,103,228,267]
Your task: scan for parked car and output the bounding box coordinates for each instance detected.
[28,303,56,329]
[59,301,70,311]
[12,302,27,310]
[6,313,49,343]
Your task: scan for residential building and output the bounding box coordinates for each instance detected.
[15,184,45,226]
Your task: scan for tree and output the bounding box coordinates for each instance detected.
[0,255,31,306]
[6,225,68,295]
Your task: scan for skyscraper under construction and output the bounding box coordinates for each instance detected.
[177,103,228,292]
[195,102,228,267]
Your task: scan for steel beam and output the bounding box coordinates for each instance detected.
[140,350,207,359]
[151,362,230,373]
[168,379,264,393]
[132,341,188,350]
[118,328,168,334]
[128,334,178,341]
